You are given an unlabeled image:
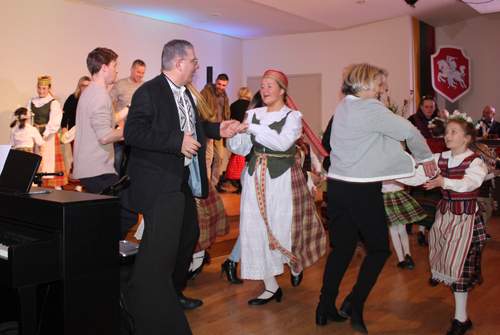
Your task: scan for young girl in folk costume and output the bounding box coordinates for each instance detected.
[383,180,426,269]
[399,111,487,335]
[10,107,45,152]
[228,70,327,305]
[26,76,68,189]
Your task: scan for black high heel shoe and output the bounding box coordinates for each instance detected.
[248,288,282,305]
[339,297,368,334]
[220,259,244,284]
[187,251,211,280]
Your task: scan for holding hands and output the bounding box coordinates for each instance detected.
[182,131,201,159]
[234,123,249,134]
[421,160,438,178]
[424,174,444,190]
[220,120,250,137]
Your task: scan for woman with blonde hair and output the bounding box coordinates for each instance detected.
[229,70,327,305]
[316,63,436,334]
[25,75,68,189]
[61,76,91,134]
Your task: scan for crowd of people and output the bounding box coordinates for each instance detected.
[7,39,498,335]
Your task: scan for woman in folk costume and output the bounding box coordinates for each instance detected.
[398,111,487,335]
[26,76,68,189]
[228,70,327,305]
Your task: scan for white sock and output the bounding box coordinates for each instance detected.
[419,225,426,233]
[258,276,279,299]
[290,269,301,277]
[454,292,468,322]
[398,224,411,256]
[75,185,83,192]
[54,186,62,190]
[389,225,404,262]
[189,250,205,272]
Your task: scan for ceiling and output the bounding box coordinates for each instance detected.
[76,0,500,39]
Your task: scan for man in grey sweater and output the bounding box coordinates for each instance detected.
[73,47,137,238]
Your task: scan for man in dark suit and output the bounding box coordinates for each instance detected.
[122,39,235,334]
[477,106,499,137]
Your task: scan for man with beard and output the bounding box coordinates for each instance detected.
[201,73,230,193]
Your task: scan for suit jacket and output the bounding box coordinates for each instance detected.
[122,74,221,215]
[477,119,500,137]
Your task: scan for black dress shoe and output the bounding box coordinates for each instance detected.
[215,184,227,193]
[429,276,440,287]
[187,251,211,280]
[316,296,348,326]
[178,293,203,310]
[220,259,244,284]
[232,188,242,194]
[446,318,472,335]
[397,261,406,269]
[405,254,415,270]
[248,288,282,305]
[291,272,303,287]
[418,231,428,246]
[339,297,368,334]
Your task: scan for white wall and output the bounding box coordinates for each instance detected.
[435,13,500,121]
[242,16,415,133]
[0,0,243,144]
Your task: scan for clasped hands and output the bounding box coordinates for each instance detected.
[181,120,250,159]
[417,160,443,190]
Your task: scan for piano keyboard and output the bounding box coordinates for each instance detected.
[0,243,7,260]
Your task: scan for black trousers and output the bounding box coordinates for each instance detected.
[127,192,192,335]
[80,173,139,239]
[320,179,391,306]
[171,168,200,294]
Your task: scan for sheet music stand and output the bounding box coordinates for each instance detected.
[0,149,42,195]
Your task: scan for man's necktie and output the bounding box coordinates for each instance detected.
[176,89,194,132]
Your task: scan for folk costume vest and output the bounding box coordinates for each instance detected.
[31,99,54,136]
[437,153,484,215]
[247,111,295,179]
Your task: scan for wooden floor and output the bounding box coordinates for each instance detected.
[182,189,500,335]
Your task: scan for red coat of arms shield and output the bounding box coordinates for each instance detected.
[431,46,471,103]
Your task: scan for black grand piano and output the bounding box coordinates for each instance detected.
[0,189,121,334]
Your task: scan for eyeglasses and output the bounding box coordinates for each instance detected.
[181,58,198,65]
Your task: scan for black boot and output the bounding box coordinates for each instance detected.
[220,259,244,284]
[316,296,347,326]
[339,294,368,334]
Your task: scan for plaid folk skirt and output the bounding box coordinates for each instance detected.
[289,163,327,273]
[194,183,230,253]
[41,133,68,187]
[429,210,487,292]
[383,190,427,227]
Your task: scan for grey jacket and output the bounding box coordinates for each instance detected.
[328,95,433,182]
